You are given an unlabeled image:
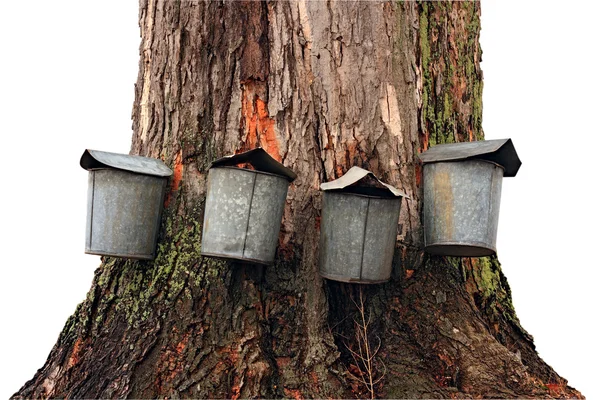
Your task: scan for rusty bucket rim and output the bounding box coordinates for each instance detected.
[210,165,292,182]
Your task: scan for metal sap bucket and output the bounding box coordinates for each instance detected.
[201,148,297,265]
[319,167,408,284]
[420,139,521,257]
[80,149,173,260]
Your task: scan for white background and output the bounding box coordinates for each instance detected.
[0,1,597,398]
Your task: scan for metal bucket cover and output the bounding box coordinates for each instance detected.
[420,140,521,257]
[201,148,296,265]
[81,149,173,177]
[419,139,521,177]
[81,150,172,260]
[319,167,408,284]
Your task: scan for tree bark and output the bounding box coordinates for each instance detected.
[14,1,582,399]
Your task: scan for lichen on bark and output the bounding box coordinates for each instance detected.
[418,1,484,148]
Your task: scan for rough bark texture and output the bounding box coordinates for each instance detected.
[15,1,582,399]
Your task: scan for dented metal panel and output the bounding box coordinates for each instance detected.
[419,139,521,177]
[202,168,255,260]
[319,168,404,284]
[201,167,291,265]
[244,172,290,261]
[85,169,168,260]
[81,149,171,260]
[319,192,402,283]
[361,197,403,281]
[319,192,369,281]
[201,149,295,264]
[423,160,503,257]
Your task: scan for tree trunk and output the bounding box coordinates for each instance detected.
[14,1,582,399]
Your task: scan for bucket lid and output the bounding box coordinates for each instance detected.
[210,148,297,182]
[320,166,409,198]
[80,149,173,177]
[419,139,521,177]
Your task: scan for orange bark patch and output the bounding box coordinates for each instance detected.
[421,131,429,152]
[310,371,319,386]
[405,269,415,279]
[164,150,183,207]
[231,379,241,400]
[438,352,453,367]
[256,99,280,160]
[275,357,291,369]
[175,335,188,355]
[167,333,190,379]
[240,81,281,161]
[546,382,565,394]
[415,162,422,187]
[153,331,191,392]
[67,338,84,368]
[218,345,241,366]
[284,388,304,400]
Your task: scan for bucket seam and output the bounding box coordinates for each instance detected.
[89,172,95,249]
[359,198,371,281]
[241,172,258,258]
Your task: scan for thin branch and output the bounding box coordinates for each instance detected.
[342,286,386,399]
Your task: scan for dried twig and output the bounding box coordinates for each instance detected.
[344,286,386,399]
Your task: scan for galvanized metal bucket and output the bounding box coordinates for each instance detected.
[201,148,297,265]
[319,167,408,284]
[420,139,521,257]
[80,149,173,260]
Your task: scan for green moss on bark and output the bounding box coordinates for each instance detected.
[418,1,484,146]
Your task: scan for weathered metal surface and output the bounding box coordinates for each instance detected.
[210,148,297,181]
[85,169,168,260]
[320,166,407,197]
[420,139,521,257]
[201,167,290,265]
[319,192,402,283]
[81,150,171,260]
[423,159,504,257]
[319,168,407,284]
[419,138,521,177]
[81,149,173,177]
